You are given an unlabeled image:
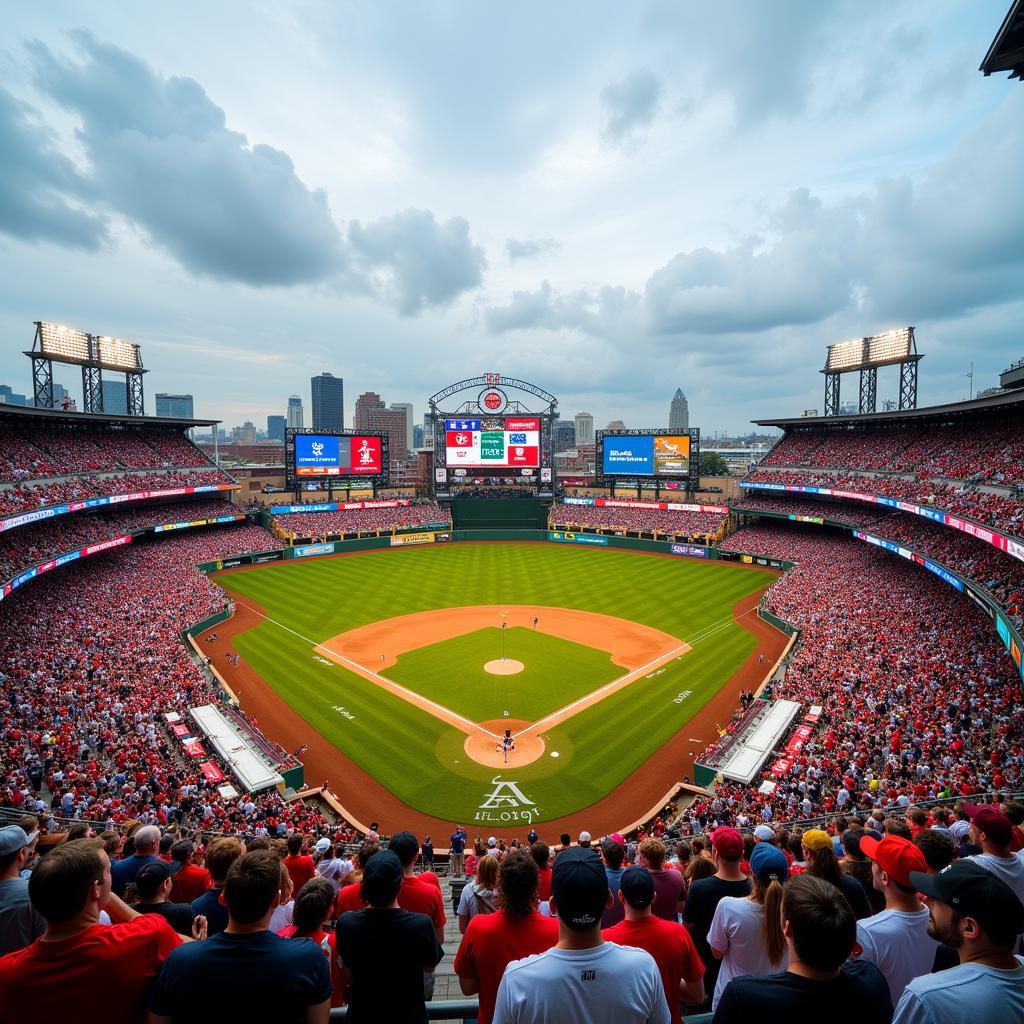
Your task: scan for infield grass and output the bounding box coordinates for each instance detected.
[382,626,622,722]
[215,543,775,823]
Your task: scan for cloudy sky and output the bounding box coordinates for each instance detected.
[0,2,1020,434]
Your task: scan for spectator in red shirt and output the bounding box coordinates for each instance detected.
[455,849,558,1024]
[604,866,705,1024]
[0,838,187,1024]
[388,831,446,945]
[283,833,316,895]
[530,841,553,902]
[168,840,212,905]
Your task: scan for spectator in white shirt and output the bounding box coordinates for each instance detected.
[893,860,1024,1024]
[963,804,1024,911]
[852,835,937,1005]
[708,843,790,1010]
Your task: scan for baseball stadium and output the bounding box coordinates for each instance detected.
[2,4,1024,1022]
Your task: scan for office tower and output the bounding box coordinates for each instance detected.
[101,379,128,415]
[287,394,304,429]
[156,394,195,418]
[390,402,414,450]
[669,388,689,430]
[267,415,286,441]
[574,411,594,445]
[311,372,345,429]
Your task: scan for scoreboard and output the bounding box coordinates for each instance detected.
[444,417,540,468]
[286,429,389,487]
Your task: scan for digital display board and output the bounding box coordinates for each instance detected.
[287,431,387,484]
[444,417,540,468]
[602,434,691,476]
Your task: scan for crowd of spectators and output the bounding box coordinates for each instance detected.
[0,523,336,840]
[548,501,727,542]
[759,422,1024,484]
[2,806,1023,1022]
[0,499,246,582]
[274,501,450,540]
[743,468,1024,537]
[703,524,1023,828]
[0,466,236,520]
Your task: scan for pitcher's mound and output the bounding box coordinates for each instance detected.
[484,659,524,675]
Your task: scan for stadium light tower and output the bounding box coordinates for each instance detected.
[820,328,921,416]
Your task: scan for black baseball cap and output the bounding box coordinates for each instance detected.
[619,866,655,908]
[551,847,608,930]
[910,860,1024,936]
[135,860,172,898]
[361,850,404,906]
[388,831,419,868]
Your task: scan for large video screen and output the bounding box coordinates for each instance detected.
[293,433,384,477]
[602,434,691,477]
[444,417,540,468]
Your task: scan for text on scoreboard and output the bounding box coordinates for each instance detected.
[293,434,383,477]
[444,417,540,468]
[602,434,691,477]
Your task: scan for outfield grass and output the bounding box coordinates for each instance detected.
[215,543,773,823]
[383,626,622,722]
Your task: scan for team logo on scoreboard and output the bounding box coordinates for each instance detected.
[478,387,508,415]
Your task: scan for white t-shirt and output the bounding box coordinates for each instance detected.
[494,942,670,1024]
[316,857,352,893]
[968,853,1024,908]
[708,896,789,1009]
[893,957,1024,1024]
[855,907,938,1005]
[268,899,293,933]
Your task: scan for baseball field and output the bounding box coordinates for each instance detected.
[211,542,781,833]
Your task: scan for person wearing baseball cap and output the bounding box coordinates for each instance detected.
[801,828,872,920]
[681,827,751,995]
[892,860,1024,1024]
[963,804,1024,913]
[130,859,197,936]
[604,866,705,1024]
[852,835,936,1006]
[494,847,671,1023]
[707,843,790,1011]
[0,824,45,956]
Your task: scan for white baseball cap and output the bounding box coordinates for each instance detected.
[314,837,331,853]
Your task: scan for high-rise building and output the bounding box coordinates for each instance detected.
[423,413,435,449]
[287,394,304,430]
[0,385,27,406]
[552,419,576,453]
[156,394,195,418]
[240,421,257,444]
[311,372,344,430]
[390,403,414,450]
[101,379,128,415]
[669,388,689,430]
[267,415,286,441]
[574,411,594,445]
[606,419,626,430]
[354,392,385,430]
[412,423,424,448]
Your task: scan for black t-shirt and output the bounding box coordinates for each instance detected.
[713,960,893,1024]
[837,873,872,921]
[131,901,194,935]
[682,875,752,963]
[337,907,444,1024]
[149,929,331,1023]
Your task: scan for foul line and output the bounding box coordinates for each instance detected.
[232,600,501,740]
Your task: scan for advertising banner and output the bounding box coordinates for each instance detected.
[390,532,436,547]
[547,531,609,545]
[670,544,709,558]
[182,740,206,757]
[199,762,225,783]
[251,550,285,563]
[294,543,334,558]
[218,555,251,569]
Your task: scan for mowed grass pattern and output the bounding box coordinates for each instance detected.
[383,626,623,722]
[216,543,774,822]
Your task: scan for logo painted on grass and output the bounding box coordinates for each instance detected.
[330,705,356,720]
[313,655,334,667]
[673,690,694,705]
[475,776,539,824]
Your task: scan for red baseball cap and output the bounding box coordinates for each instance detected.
[710,827,744,860]
[860,834,927,887]
[963,805,1013,846]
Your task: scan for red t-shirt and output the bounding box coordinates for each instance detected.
[398,875,446,930]
[649,868,685,921]
[537,866,552,902]
[454,910,558,1024]
[283,854,316,894]
[0,914,180,1024]
[335,883,367,916]
[168,863,212,905]
[604,915,705,1024]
